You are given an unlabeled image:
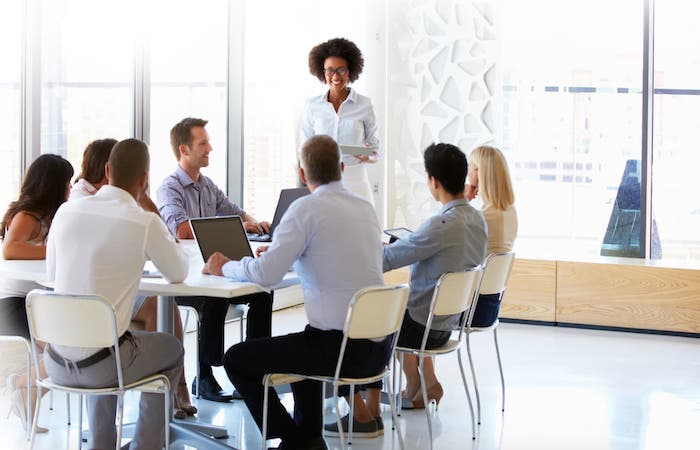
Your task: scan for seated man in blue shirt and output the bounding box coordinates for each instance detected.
[157,117,272,402]
[202,135,386,450]
[324,142,487,437]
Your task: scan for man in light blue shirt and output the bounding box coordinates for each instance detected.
[203,135,385,450]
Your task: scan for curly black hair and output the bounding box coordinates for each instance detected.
[308,37,364,83]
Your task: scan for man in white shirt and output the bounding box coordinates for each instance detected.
[202,135,386,450]
[46,138,189,450]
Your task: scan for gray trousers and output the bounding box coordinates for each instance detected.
[44,331,183,450]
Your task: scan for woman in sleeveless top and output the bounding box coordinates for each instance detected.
[1,154,73,433]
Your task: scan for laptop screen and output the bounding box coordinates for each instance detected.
[189,216,254,262]
[269,187,310,235]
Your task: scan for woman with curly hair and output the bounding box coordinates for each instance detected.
[465,145,518,326]
[300,37,380,206]
[0,153,74,434]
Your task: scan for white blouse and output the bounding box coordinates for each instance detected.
[299,88,379,168]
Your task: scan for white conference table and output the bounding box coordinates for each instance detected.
[0,242,299,450]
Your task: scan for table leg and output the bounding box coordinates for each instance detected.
[156,295,233,446]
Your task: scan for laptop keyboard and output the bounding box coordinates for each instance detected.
[246,232,270,242]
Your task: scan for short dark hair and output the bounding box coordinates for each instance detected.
[1,154,73,241]
[424,143,467,196]
[308,38,364,83]
[76,138,117,184]
[300,135,341,185]
[170,117,208,160]
[108,139,150,189]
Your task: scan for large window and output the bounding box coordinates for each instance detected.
[242,0,370,221]
[40,0,134,173]
[149,0,228,192]
[652,1,700,260]
[500,0,644,258]
[0,2,22,212]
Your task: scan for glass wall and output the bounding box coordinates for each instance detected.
[148,0,228,192]
[652,0,700,260]
[500,0,644,259]
[40,0,134,173]
[0,2,22,212]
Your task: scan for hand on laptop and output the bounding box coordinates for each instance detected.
[244,220,271,235]
[202,251,231,276]
[255,245,270,258]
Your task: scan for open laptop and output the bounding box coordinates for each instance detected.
[247,187,310,242]
[189,215,254,263]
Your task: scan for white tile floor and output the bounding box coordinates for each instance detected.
[2,305,699,450]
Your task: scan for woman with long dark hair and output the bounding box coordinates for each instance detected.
[0,154,73,433]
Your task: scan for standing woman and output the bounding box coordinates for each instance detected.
[300,37,379,206]
[0,154,74,433]
[465,145,518,326]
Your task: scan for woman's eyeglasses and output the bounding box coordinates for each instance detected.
[324,67,348,76]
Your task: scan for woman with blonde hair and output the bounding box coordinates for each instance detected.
[465,145,518,326]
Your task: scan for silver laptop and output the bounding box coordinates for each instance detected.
[247,187,310,242]
[189,215,254,263]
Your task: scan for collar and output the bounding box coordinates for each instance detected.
[175,165,199,187]
[312,180,345,195]
[96,184,139,206]
[440,198,469,214]
[317,87,357,104]
[75,179,97,195]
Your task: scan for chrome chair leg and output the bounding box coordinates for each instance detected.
[78,394,83,449]
[384,366,405,449]
[417,355,433,450]
[333,383,347,450]
[494,327,506,412]
[261,377,270,450]
[466,333,482,424]
[457,349,476,439]
[66,394,71,425]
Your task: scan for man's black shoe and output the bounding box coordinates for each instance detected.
[192,375,233,402]
[268,436,328,450]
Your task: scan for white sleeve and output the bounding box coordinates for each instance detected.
[144,215,189,283]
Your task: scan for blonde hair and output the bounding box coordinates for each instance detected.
[470,145,515,211]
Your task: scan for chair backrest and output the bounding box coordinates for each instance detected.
[344,284,410,340]
[431,269,482,317]
[478,251,516,296]
[26,289,119,349]
[334,283,409,381]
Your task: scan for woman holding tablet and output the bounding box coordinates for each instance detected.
[300,37,379,206]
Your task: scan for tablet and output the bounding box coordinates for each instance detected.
[339,144,375,157]
[384,227,412,241]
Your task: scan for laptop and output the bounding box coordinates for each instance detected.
[247,187,310,242]
[189,215,254,263]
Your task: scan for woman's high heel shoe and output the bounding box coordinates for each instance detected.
[174,379,197,418]
[5,373,48,434]
[406,383,444,410]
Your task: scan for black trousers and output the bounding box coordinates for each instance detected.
[470,293,502,328]
[176,292,273,373]
[0,296,30,339]
[224,325,391,446]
